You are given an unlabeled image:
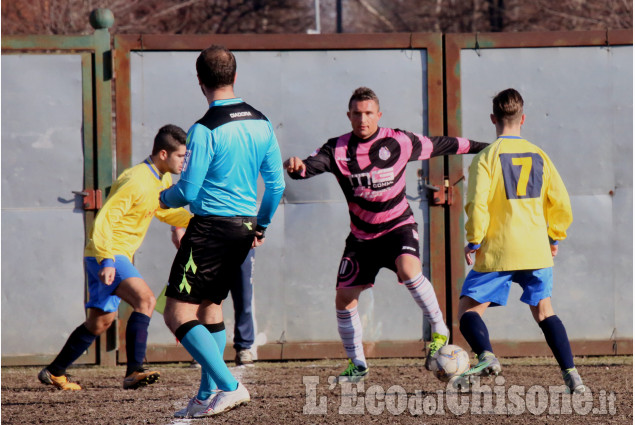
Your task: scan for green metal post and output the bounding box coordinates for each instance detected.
[90,8,116,367]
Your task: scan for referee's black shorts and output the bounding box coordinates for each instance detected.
[166,215,256,305]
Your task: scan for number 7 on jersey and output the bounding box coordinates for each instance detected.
[500,153,544,199]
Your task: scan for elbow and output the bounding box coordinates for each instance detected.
[182,192,198,203]
[267,181,286,194]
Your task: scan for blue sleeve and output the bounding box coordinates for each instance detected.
[161,124,212,208]
[256,131,285,228]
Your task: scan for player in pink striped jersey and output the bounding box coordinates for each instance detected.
[284,87,488,382]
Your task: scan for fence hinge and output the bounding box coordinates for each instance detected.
[423,177,453,206]
[72,189,103,210]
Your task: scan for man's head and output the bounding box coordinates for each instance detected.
[347,87,382,139]
[196,45,237,91]
[152,124,187,175]
[491,88,524,127]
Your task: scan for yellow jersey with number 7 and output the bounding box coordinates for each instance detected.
[464,136,572,272]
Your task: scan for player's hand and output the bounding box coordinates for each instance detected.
[464,244,476,266]
[99,266,116,286]
[550,244,558,257]
[171,227,186,249]
[283,157,306,174]
[252,227,266,248]
[252,235,265,248]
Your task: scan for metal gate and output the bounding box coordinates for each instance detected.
[1,11,631,366]
[1,16,115,366]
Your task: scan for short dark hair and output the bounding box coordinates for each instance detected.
[152,124,186,155]
[196,44,237,90]
[492,88,524,124]
[348,87,380,111]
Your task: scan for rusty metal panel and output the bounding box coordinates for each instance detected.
[446,32,632,354]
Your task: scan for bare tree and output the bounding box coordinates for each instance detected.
[1,0,631,35]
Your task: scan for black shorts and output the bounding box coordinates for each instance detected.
[166,215,256,305]
[336,223,420,289]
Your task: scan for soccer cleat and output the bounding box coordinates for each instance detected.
[461,351,502,377]
[189,360,202,369]
[235,349,254,366]
[562,368,585,394]
[38,367,82,391]
[193,382,250,417]
[122,368,160,390]
[337,359,369,383]
[174,393,217,418]
[425,332,449,370]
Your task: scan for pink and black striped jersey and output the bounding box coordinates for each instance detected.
[290,127,488,240]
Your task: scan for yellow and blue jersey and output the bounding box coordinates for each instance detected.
[465,136,572,272]
[84,157,192,266]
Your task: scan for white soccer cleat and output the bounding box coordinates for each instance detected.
[173,394,216,418]
[193,382,250,417]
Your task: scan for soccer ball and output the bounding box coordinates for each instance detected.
[429,344,470,382]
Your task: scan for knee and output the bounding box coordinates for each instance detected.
[530,304,554,323]
[136,294,156,316]
[532,309,553,323]
[335,293,357,310]
[85,318,114,335]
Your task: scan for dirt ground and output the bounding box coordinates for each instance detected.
[2,356,632,424]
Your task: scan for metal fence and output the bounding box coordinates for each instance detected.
[1,14,631,366]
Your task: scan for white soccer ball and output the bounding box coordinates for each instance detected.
[429,344,470,382]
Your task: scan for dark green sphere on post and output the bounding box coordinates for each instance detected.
[89,8,114,30]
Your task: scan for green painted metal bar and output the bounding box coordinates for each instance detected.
[1,34,96,51]
[81,52,96,242]
[89,11,117,367]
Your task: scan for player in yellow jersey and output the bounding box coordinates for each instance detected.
[457,89,585,394]
[38,125,192,391]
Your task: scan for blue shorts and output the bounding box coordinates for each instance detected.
[84,256,142,313]
[460,268,553,307]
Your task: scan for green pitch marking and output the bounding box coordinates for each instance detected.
[179,249,197,294]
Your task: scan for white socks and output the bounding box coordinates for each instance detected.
[403,273,449,337]
[336,306,367,368]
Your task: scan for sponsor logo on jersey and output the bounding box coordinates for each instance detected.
[336,156,351,161]
[379,146,391,160]
[349,167,395,190]
[230,111,252,118]
[182,150,192,173]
